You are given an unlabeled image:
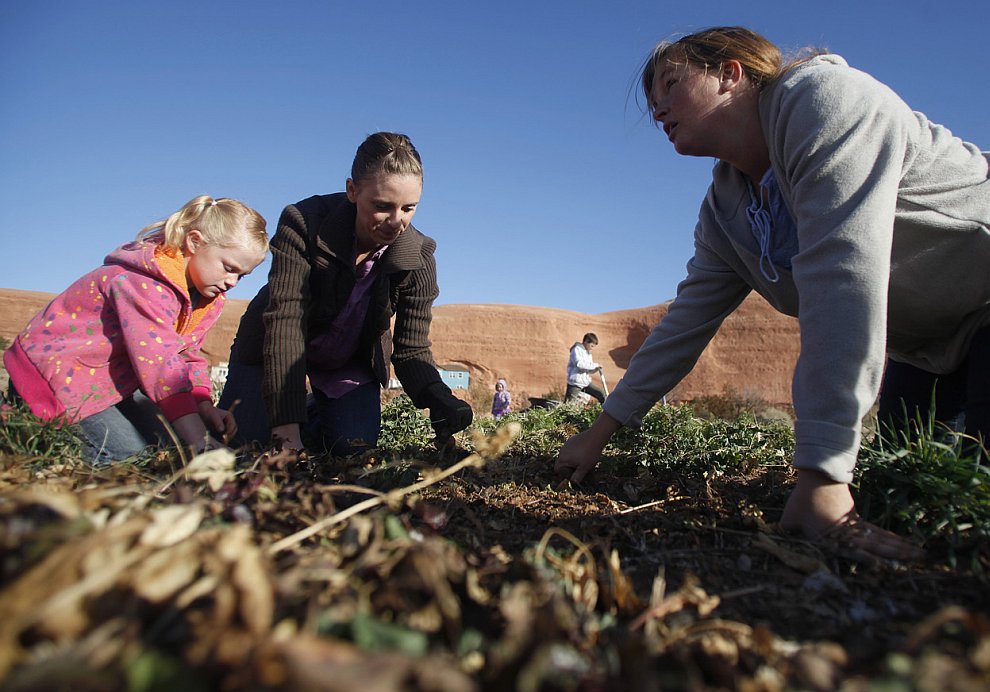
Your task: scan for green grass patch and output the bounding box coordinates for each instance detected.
[857,414,990,566]
[609,403,793,478]
[0,399,88,464]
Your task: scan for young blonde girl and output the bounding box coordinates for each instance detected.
[4,195,268,463]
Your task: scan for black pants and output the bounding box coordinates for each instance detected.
[877,325,990,458]
[565,383,605,404]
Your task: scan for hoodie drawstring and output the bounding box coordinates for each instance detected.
[746,189,781,284]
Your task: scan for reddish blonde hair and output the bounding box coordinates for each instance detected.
[640,26,822,120]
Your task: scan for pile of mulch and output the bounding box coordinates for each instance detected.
[1,424,988,691]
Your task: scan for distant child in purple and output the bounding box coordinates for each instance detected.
[3,196,268,464]
[491,379,512,419]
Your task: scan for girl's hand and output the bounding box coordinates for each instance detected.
[198,400,237,442]
[171,412,217,453]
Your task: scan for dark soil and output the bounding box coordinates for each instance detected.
[1,428,988,691]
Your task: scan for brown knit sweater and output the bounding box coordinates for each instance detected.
[232,193,447,427]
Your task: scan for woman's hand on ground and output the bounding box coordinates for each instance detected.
[555,412,621,483]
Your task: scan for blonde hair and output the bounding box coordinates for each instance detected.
[351,132,423,185]
[137,195,268,253]
[639,26,824,120]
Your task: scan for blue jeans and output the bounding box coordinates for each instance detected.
[219,344,381,456]
[77,391,170,464]
[306,385,381,456]
[7,382,166,465]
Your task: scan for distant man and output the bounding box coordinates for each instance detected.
[565,333,605,404]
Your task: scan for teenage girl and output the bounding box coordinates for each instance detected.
[4,195,268,463]
[557,27,990,560]
[220,132,472,456]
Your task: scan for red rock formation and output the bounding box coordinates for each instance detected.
[427,295,799,405]
[0,288,799,406]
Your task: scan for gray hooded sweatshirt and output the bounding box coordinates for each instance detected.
[604,55,990,483]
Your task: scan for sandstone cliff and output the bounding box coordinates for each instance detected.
[0,288,799,407]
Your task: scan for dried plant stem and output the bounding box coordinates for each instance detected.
[616,497,687,515]
[534,526,596,568]
[267,452,484,555]
[154,466,193,498]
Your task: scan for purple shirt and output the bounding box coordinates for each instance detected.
[306,244,388,399]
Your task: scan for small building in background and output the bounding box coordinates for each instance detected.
[437,364,470,390]
[211,362,229,388]
[210,362,230,404]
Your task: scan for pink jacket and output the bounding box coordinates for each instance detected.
[3,241,224,423]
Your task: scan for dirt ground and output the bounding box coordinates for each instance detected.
[239,439,990,688]
[1,427,989,691]
[415,448,989,648]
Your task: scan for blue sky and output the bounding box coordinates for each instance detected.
[2,0,987,314]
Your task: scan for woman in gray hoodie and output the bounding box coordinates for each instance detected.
[557,26,990,560]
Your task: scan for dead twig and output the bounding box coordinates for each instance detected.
[268,452,484,555]
[615,496,688,515]
[267,423,521,554]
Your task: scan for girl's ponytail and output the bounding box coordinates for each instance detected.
[137,195,267,253]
